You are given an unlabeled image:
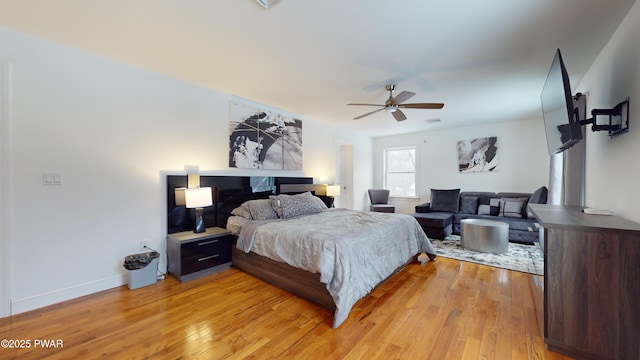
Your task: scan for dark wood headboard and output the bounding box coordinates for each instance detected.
[167,175,313,233]
[279,183,326,195]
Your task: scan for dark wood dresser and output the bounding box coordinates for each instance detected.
[529,204,640,360]
[167,227,233,282]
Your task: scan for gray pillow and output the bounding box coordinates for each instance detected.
[500,200,525,218]
[459,196,479,214]
[313,195,329,210]
[499,197,529,218]
[231,205,252,219]
[270,192,324,219]
[430,189,460,212]
[526,186,548,218]
[478,197,500,215]
[244,199,278,220]
[528,186,548,204]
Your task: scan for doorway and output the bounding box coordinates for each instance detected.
[337,143,354,209]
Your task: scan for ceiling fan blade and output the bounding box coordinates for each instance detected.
[353,107,385,120]
[392,109,407,122]
[398,103,445,109]
[347,103,385,107]
[349,85,442,122]
[392,91,415,105]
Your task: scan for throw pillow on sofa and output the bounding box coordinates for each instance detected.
[459,195,479,214]
[430,188,460,212]
[500,199,526,218]
[499,197,529,218]
[528,186,548,204]
[526,186,548,217]
[478,197,500,215]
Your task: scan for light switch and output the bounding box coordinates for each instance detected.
[43,172,62,185]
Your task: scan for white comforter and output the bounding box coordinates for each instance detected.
[236,208,436,328]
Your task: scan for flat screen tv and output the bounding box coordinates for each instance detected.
[540,49,583,155]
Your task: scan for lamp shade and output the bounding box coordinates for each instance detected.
[185,187,213,208]
[326,185,341,197]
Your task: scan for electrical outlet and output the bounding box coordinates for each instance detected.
[140,240,148,250]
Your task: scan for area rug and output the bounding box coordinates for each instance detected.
[431,235,544,275]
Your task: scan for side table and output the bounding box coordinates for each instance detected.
[167,227,233,282]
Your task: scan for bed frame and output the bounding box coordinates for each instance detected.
[232,247,336,311]
[232,246,415,315]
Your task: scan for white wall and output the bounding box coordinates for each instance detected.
[0,26,372,315]
[373,119,550,214]
[576,1,640,223]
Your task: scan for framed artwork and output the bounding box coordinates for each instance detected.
[228,101,303,170]
[457,136,498,172]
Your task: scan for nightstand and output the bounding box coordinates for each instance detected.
[166,227,233,282]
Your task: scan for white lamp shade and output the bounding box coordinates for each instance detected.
[185,187,213,208]
[326,185,341,197]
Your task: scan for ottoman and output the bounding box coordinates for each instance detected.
[412,212,454,239]
[460,218,509,254]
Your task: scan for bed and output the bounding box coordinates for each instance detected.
[227,191,436,328]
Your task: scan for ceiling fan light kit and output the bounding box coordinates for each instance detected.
[255,0,280,9]
[347,84,444,122]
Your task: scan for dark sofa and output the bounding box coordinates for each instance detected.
[412,186,548,244]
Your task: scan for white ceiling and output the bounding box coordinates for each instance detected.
[0,0,635,137]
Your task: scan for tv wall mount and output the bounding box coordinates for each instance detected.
[574,93,630,137]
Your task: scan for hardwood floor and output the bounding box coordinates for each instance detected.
[0,257,572,359]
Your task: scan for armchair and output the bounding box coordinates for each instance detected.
[368,189,395,213]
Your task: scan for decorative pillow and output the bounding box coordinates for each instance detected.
[528,186,548,204]
[498,197,528,217]
[244,199,278,220]
[430,189,461,212]
[500,200,526,218]
[459,196,479,214]
[312,195,329,210]
[270,192,324,219]
[526,186,548,218]
[478,197,500,215]
[270,195,285,218]
[231,205,252,219]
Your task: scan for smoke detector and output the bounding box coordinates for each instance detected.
[255,0,280,9]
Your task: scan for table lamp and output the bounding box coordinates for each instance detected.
[326,185,341,197]
[185,187,212,233]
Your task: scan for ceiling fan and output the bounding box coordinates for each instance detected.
[347,84,444,121]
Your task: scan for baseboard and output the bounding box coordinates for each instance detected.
[11,274,126,315]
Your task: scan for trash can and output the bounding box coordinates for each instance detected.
[123,251,160,290]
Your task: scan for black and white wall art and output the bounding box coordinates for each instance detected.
[229,101,303,170]
[457,136,498,172]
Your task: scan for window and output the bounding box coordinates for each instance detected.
[384,147,416,197]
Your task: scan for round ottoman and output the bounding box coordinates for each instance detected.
[460,219,509,254]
